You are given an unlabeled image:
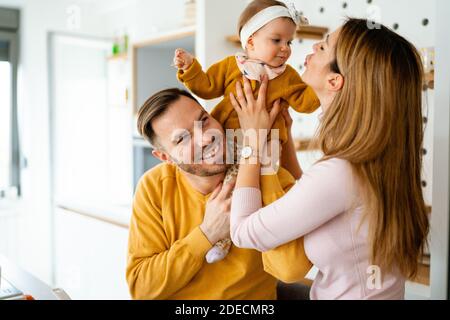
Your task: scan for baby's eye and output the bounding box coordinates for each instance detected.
[272,39,281,43]
[288,40,293,46]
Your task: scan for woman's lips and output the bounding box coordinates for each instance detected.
[304,54,312,67]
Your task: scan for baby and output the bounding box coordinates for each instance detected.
[173,0,320,263]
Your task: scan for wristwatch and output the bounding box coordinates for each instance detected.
[240,145,254,159]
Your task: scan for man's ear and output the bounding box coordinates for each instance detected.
[327,73,344,92]
[152,149,173,164]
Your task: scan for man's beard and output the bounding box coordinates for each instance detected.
[176,162,229,177]
[172,136,234,177]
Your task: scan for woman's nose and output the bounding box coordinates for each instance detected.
[312,42,319,52]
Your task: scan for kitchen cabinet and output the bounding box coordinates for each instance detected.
[54,207,130,300]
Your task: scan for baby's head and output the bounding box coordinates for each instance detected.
[238,0,306,68]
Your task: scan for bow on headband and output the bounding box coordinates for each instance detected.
[286,2,309,26]
[240,3,310,50]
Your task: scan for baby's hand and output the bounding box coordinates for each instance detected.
[173,48,194,71]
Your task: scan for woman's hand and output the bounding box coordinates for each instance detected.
[229,75,281,132]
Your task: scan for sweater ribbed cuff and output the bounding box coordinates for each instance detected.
[231,187,262,217]
[177,58,202,82]
[183,226,214,259]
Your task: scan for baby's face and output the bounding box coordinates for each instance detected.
[247,17,296,68]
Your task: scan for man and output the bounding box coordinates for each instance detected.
[126,88,311,299]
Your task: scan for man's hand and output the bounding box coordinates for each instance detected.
[200,181,235,245]
[173,48,194,71]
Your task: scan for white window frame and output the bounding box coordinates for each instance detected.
[0,7,20,199]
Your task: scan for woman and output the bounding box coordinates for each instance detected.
[229,18,429,299]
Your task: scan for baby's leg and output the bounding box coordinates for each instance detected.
[205,238,232,263]
[205,164,238,263]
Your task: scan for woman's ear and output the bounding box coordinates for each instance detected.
[152,149,173,164]
[327,73,344,92]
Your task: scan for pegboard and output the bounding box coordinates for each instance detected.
[284,0,436,206]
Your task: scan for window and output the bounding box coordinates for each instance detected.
[0,7,20,199]
[0,60,12,192]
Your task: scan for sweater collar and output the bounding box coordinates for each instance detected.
[235,52,287,81]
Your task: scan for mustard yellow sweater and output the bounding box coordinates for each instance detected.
[177,56,320,144]
[126,163,312,300]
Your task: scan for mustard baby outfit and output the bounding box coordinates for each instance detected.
[177,53,320,145]
[177,54,319,263]
[175,1,318,263]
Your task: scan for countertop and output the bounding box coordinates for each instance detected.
[56,200,132,229]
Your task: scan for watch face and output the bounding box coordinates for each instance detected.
[241,146,253,159]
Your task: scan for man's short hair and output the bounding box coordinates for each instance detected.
[137,88,197,147]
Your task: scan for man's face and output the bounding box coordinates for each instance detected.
[151,96,230,177]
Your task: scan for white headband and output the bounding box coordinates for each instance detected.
[239,3,309,50]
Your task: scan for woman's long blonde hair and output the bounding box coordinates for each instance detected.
[315,18,429,279]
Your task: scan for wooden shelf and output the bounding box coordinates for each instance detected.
[296,25,329,40]
[132,26,195,49]
[107,53,128,61]
[227,25,329,47]
[423,70,434,90]
[131,26,196,114]
[226,35,241,47]
[293,138,317,152]
[412,262,430,286]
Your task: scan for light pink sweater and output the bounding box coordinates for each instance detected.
[231,158,405,300]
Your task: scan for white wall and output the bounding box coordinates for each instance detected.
[0,0,24,8]
[136,39,195,107]
[196,0,247,111]
[0,0,202,288]
[431,0,450,300]
[2,0,109,284]
[287,0,437,194]
[2,0,444,299]
[101,0,186,43]
[54,208,129,299]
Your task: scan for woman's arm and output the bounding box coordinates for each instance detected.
[280,109,302,180]
[229,76,354,252]
[229,75,281,190]
[230,158,354,251]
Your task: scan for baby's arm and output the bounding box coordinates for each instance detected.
[284,67,321,114]
[175,52,231,100]
[173,48,194,71]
